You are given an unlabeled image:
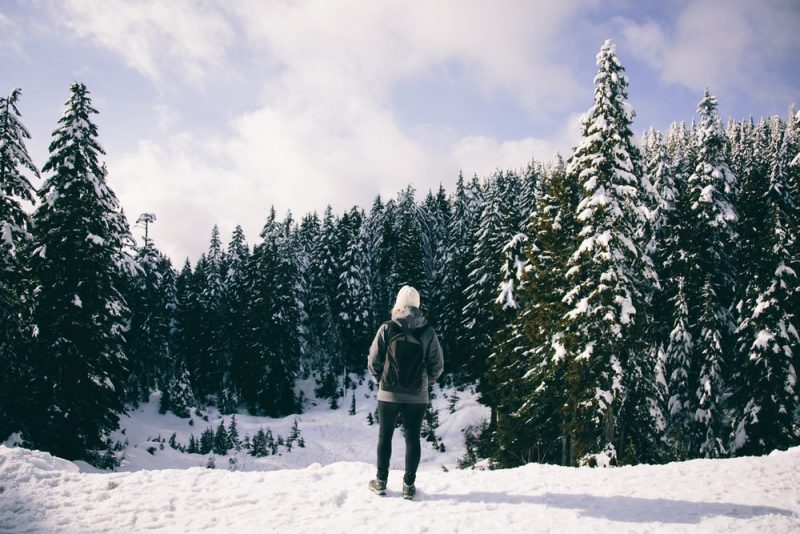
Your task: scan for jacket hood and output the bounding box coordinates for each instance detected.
[391,306,427,330]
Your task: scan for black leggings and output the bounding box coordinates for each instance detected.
[376,400,427,485]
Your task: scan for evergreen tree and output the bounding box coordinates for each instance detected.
[167,259,201,415]
[440,173,478,373]
[125,215,172,405]
[659,122,698,455]
[392,186,427,293]
[731,114,800,455]
[687,90,738,458]
[222,225,250,412]
[0,88,38,440]
[336,207,373,373]
[213,420,230,455]
[561,40,655,464]
[27,83,136,462]
[486,156,576,466]
[244,208,302,416]
[460,172,521,384]
[419,185,452,329]
[363,196,389,326]
[200,225,230,409]
[306,205,343,399]
[199,427,214,455]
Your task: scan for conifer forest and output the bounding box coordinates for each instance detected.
[2,41,799,468]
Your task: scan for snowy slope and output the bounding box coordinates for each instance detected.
[100,379,489,473]
[2,381,799,533]
[2,444,799,533]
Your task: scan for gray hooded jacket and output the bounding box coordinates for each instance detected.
[367,306,444,404]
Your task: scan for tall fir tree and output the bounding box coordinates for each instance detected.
[336,207,373,374]
[392,186,427,295]
[460,172,521,385]
[224,224,251,408]
[687,90,738,458]
[731,114,800,455]
[200,225,231,409]
[0,88,38,439]
[124,215,172,405]
[173,259,203,407]
[306,205,343,399]
[440,173,482,377]
[159,254,196,418]
[419,185,452,331]
[245,208,302,416]
[561,40,656,465]
[27,83,136,462]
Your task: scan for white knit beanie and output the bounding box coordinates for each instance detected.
[394,285,420,310]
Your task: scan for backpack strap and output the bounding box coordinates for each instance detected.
[383,320,400,339]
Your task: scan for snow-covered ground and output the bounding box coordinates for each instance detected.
[2,380,799,533]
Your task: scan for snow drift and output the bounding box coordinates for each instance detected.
[2,444,799,533]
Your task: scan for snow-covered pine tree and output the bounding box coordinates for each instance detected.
[171,259,203,408]
[124,215,172,405]
[200,225,231,410]
[440,173,483,379]
[28,83,137,463]
[659,122,700,456]
[517,161,543,226]
[731,113,800,455]
[663,277,693,459]
[561,40,656,465]
[419,185,452,332]
[460,171,521,385]
[686,90,738,458]
[778,107,800,429]
[306,205,343,400]
[245,208,302,416]
[641,128,675,431]
[485,155,578,466]
[224,224,250,408]
[0,88,38,440]
[392,186,426,294]
[336,206,373,374]
[362,196,389,327]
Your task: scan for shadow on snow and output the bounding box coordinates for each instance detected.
[418,491,795,524]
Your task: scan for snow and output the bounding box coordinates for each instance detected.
[1,223,13,246]
[3,442,799,533]
[3,381,800,533]
[86,233,105,246]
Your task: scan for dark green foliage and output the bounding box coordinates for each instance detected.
[125,229,174,406]
[0,88,38,440]
[213,421,230,455]
[26,83,135,463]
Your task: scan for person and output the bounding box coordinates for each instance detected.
[367,285,444,500]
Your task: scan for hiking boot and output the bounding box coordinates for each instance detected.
[402,482,416,500]
[368,479,387,496]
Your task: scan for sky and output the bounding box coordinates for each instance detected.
[1,0,799,263]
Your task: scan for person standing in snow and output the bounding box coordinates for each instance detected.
[367,285,444,500]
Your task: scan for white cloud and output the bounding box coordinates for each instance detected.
[58,0,599,260]
[57,0,234,83]
[621,0,800,103]
[452,113,583,179]
[0,11,26,59]
[111,107,582,262]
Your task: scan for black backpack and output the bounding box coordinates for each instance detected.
[381,321,430,394]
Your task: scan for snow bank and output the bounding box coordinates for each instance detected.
[2,444,799,533]
[2,381,799,533]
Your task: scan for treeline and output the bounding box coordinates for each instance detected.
[1,39,798,467]
[480,41,800,468]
